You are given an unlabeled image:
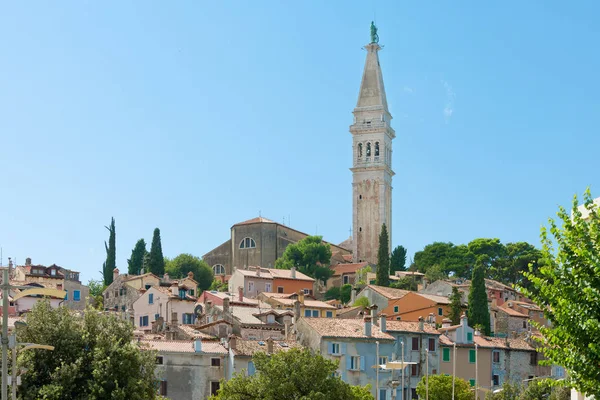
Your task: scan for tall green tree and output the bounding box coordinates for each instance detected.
[103,217,116,286]
[275,235,333,283]
[340,284,352,304]
[499,242,542,288]
[210,347,373,400]
[148,227,165,276]
[17,301,160,400]
[127,239,148,275]
[467,257,491,335]
[165,253,214,292]
[521,190,600,397]
[414,242,474,278]
[448,286,463,325]
[425,264,447,283]
[376,223,390,287]
[390,245,407,273]
[416,374,473,400]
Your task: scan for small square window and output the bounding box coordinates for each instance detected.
[393,306,399,313]
[493,374,500,386]
[331,343,340,355]
[211,358,221,367]
[326,311,333,318]
[156,356,163,365]
[312,310,319,317]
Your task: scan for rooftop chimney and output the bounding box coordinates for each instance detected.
[187,271,194,280]
[297,290,305,305]
[228,334,237,350]
[290,266,296,279]
[428,312,435,324]
[25,257,31,266]
[267,337,274,354]
[380,313,387,333]
[418,316,424,332]
[364,316,372,337]
[442,318,452,329]
[223,297,230,314]
[474,328,481,336]
[171,282,179,296]
[460,313,467,327]
[163,273,170,282]
[371,305,379,326]
[256,267,261,277]
[194,338,202,352]
[238,286,244,302]
[113,268,119,282]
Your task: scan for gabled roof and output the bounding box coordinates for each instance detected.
[437,334,535,351]
[300,317,394,340]
[123,272,160,282]
[416,293,451,305]
[362,284,410,300]
[331,262,369,276]
[232,338,300,356]
[386,320,440,335]
[494,305,528,318]
[139,339,227,354]
[235,267,315,282]
[268,297,336,310]
[233,217,276,227]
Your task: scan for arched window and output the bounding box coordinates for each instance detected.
[358,143,363,158]
[366,143,371,157]
[239,237,256,249]
[375,142,380,157]
[213,264,225,275]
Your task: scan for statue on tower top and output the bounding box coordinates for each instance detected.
[370,21,379,44]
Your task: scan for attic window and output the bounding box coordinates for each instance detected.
[239,237,256,249]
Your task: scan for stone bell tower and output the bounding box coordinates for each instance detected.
[350,22,395,263]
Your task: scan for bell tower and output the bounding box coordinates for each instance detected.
[350,22,395,263]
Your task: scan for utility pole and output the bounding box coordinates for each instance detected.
[452,342,456,400]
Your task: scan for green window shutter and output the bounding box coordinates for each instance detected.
[442,348,450,362]
[469,349,476,363]
[469,379,475,387]
[467,332,473,342]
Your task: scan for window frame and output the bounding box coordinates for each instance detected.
[331,343,340,355]
[211,358,221,367]
[428,338,436,352]
[469,349,476,364]
[493,350,500,363]
[393,305,399,313]
[350,356,361,371]
[326,311,333,318]
[73,290,81,302]
[239,237,256,249]
[438,307,443,316]
[467,332,473,342]
[212,264,225,275]
[378,356,388,371]
[149,293,154,304]
[312,310,319,317]
[156,356,164,365]
[442,347,450,362]
[265,283,272,292]
[493,374,500,386]
[411,337,420,351]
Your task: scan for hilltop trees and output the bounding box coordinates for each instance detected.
[102,217,116,286]
[275,235,333,283]
[467,258,491,335]
[127,239,148,275]
[17,301,160,400]
[376,224,390,287]
[210,347,373,400]
[165,253,214,292]
[520,189,600,397]
[390,245,407,273]
[148,228,165,276]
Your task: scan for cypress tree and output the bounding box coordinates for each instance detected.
[448,286,463,325]
[376,223,390,287]
[127,239,147,275]
[467,257,491,335]
[148,228,165,276]
[103,217,116,286]
[390,245,408,273]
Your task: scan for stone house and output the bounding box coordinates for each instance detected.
[258,291,337,318]
[296,313,440,400]
[501,300,550,329]
[13,258,89,310]
[198,297,293,341]
[103,270,160,312]
[355,284,410,311]
[227,266,315,298]
[198,287,266,308]
[203,216,351,277]
[133,284,198,330]
[491,303,529,335]
[140,338,228,399]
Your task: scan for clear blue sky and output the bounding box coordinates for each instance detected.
[1,1,599,283]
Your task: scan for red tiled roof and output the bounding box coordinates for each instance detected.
[437,334,535,351]
[417,293,451,305]
[139,339,228,354]
[123,272,160,282]
[233,217,276,226]
[386,320,440,335]
[232,338,301,356]
[364,285,410,300]
[300,317,394,340]
[495,306,528,318]
[331,262,368,276]
[342,254,353,262]
[268,298,336,309]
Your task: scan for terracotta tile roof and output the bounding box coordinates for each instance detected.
[342,254,353,262]
[122,272,160,282]
[268,298,336,310]
[417,293,451,305]
[232,338,301,356]
[153,286,197,301]
[439,334,454,345]
[300,317,394,340]
[203,291,262,305]
[138,339,228,354]
[495,306,528,318]
[438,324,462,332]
[510,301,542,311]
[259,292,297,299]
[437,334,534,351]
[394,271,425,277]
[236,267,314,282]
[331,262,369,276]
[233,217,276,226]
[176,325,219,340]
[364,285,410,300]
[385,320,440,335]
[337,306,363,316]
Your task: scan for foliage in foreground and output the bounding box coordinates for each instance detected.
[416,374,474,400]
[17,301,159,400]
[520,189,600,397]
[210,348,373,400]
[485,380,570,400]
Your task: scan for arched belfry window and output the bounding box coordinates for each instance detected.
[366,143,371,157]
[375,142,380,157]
[213,264,225,275]
[239,237,256,249]
[358,143,363,158]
